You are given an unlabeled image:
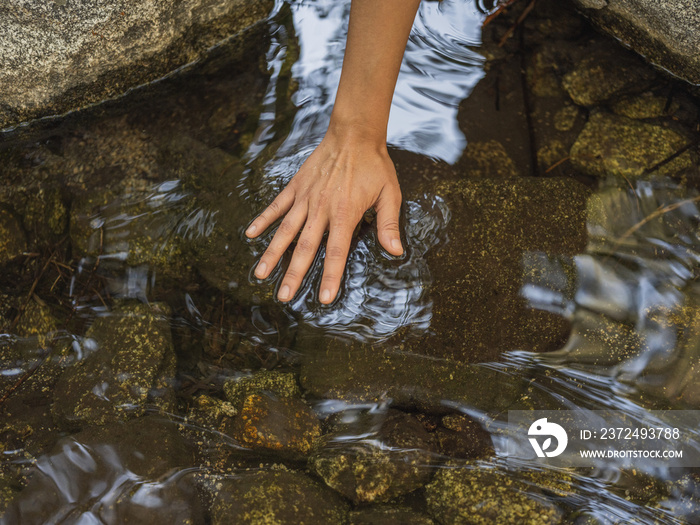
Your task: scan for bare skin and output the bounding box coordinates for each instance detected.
[246,0,421,304]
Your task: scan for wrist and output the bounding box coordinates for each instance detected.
[326,115,388,150]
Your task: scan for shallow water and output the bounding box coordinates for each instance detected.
[1,0,700,523]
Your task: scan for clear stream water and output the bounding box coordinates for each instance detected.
[1,0,700,523]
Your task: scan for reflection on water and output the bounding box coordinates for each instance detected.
[1,0,700,523]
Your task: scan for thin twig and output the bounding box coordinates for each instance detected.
[10,252,56,331]
[619,195,700,241]
[545,156,570,173]
[482,0,520,27]
[498,0,537,47]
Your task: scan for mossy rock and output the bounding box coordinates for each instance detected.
[561,48,655,107]
[224,370,301,408]
[299,332,566,415]
[570,112,693,179]
[425,464,564,525]
[210,469,348,525]
[611,92,673,120]
[349,506,435,525]
[0,208,26,265]
[461,141,519,178]
[51,302,176,429]
[309,410,435,504]
[233,392,321,456]
[408,177,588,362]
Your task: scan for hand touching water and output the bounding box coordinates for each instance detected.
[246,0,421,304]
[245,123,403,304]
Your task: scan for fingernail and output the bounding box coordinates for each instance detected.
[320,289,331,303]
[246,224,257,236]
[279,285,291,301]
[391,238,402,253]
[255,261,267,278]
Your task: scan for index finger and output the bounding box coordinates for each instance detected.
[319,222,355,304]
[246,188,295,238]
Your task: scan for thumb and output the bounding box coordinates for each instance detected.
[375,187,403,256]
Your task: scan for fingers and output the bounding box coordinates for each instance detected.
[277,221,327,302]
[246,188,295,238]
[319,222,355,304]
[375,186,403,256]
[254,204,307,280]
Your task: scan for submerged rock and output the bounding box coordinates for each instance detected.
[349,506,435,525]
[569,0,700,85]
[2,416,202,525]
[460,141,519,178]
[233,392,321,456]
[0,0,273,129]
[570,112,693,179]
[309,410,435,504]
[0,208,26,265]
[210,469,348,525]
[224,370,301,408]
[51,302,176,429]
[414,177,588,362]
[425,464,564,525]
[299,333,566,414]
[611,92,674,120]
[561,47,656,107]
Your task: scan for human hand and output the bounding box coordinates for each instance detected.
[245,124,403,304]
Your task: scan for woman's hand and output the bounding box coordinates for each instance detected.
[245,123,403,304]
[246,0,420,304]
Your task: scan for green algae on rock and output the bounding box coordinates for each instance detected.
[224,370,301,408]
[299,332,566,414]
[570,112,693,179]
[460,141,519,179]
[210,469,348,525]
[414,177,588,362]
[611,92,673,120]
[349,506,435,525]
[233,392,321,456]
[0,208,26,265]
[51,302,176,429]
[561,49,656,107]
[309,410,435,504]
[425,464,564,525]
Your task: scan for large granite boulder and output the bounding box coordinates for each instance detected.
[0,0,273,129]
[569,0,700,85]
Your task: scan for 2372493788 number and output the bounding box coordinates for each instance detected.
[599,427,680,440]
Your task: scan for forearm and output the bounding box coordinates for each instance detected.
[330,0,421,143]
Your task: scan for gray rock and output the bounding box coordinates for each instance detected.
[570,112,694,179]
[2,416,202,525]
[210,469,348,525]
[569,0,700,84]
[425,464,566,525]
[51,302,176,429]
[0,0,273,129]
[309,410,435,504]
